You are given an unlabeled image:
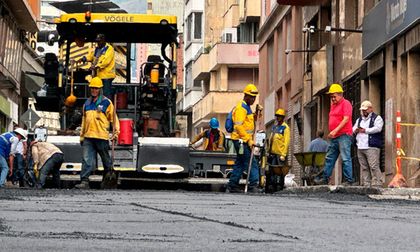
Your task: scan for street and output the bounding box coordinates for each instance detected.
[0,188,419,251]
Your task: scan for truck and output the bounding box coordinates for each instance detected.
[34,12,237,186]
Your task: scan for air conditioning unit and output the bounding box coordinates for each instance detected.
[221,28,237,43]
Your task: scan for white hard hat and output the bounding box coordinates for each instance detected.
[13,128,28,140]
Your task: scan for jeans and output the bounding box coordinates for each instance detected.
[39,153,64,188]
[13,154,25,183]
[323,134,353,183]
[80,138,112,181]
[228,140,259,188]
[102,78,114,99]
[0,155,9,187]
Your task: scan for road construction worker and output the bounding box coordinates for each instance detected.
[0,128,27,188]
[11,125,27,187]
[76,77,120,189]
[31,141,64,188]
[191,118,225,151]
[268,109,290,166]
[226,84,262,193]
[317,83,353,186]
[79,34,116,98]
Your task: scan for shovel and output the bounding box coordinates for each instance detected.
[101,94,118,189]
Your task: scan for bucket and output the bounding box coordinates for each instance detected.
[118,118,133,145]
[116,92,128,109]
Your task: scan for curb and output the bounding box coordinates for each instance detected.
[280,186,420,197]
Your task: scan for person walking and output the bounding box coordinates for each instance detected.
[0,128,27,188]
[226,83,261,193]
[319,84,354,186]
[191,118,225,151]
[80,34,116,98]
[31,141,64,188]
[353,100,384,187]
[76,77,119,189]
[308,130,329,152]
[268,108,290,166]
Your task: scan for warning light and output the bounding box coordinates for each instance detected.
[85,11,91,22]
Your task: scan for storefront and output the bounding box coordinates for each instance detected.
[363,0,420,186]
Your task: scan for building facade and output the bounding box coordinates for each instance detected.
[258,2,304,183]
[0,0,40,132]
[263,0,419,186]
[190,0,260,138]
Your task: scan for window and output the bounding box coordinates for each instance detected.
[185,12,203,43]
[277,25,283,81]
[268,37,274,89]
[185,62,192,90]
[186,15,192,42]
[286,15,292,73]
[194,12,202,40]
[238,22,259,43]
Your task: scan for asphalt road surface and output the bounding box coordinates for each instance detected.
[0,189,419,251]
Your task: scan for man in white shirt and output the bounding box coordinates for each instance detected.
[353,101,384,187]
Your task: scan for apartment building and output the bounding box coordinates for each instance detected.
[0,0,40,132]
[191,0,260,137]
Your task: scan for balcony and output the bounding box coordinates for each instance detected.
[5,0,38,31]
[223,3,240,28]
[192,52,210,81]
[241,0,261,22]
[192,91,243,124]
[208,43,259,71]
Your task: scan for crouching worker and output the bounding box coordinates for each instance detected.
[31,141,64,188]
[190,118,225,151]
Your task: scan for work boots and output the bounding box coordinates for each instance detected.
[225,185,242,193]
[74,180,90,189]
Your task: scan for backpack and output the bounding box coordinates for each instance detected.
[225,107,235,133]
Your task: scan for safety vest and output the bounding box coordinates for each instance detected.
[80,95,119,141]
[269,122,290,157]
[0,132,14,158]
[231,100,254,143]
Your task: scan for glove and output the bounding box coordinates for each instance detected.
[111,132,119,141]
[280,156,286,161]
[247,140,254,149]
[256,104,263,112]
[33,164,38,171]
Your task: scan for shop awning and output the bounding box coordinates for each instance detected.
[0,94,11,118]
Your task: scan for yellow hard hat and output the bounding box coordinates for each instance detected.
[275,108,286,116]
[327,83,344,94]
[89,77,103,88]
[243,83,258,96]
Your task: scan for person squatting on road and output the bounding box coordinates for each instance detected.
[320,84,354,186]
[190,117,225,151]
[79,34,116,98]
[76,77,120,189]
[31,141,64,188]
[0,128,27,188]
[226,84,261,193]
[353,100,384,187]
[268,108,290,167]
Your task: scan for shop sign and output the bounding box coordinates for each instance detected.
[0,95,10,117]
[362,0,420,59]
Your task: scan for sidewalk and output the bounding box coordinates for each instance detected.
[281,185,420,200]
